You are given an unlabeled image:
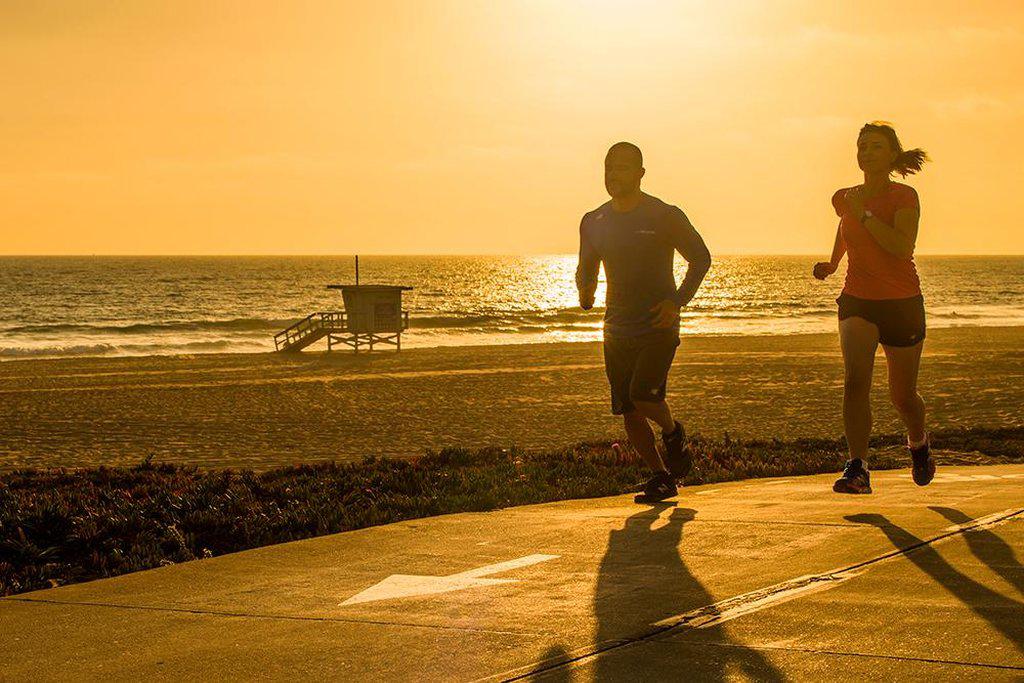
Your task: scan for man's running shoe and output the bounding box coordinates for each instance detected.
[662,421,692,479]
[833,459,872,494]
[910,438,936,486]
[634,471,677,504]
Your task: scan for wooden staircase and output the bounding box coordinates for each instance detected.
[274,311,347,351]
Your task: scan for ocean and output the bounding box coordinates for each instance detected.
[1,255,1022,359]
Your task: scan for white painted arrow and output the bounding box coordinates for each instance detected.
[340,554,559,606]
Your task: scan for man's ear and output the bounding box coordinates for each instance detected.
[639,167,646,180]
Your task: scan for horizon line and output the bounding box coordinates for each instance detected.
[2,252,1023,259]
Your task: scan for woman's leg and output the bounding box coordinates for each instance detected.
[883,341,926,444]
[839,317,880,462]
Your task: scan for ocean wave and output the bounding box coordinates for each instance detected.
[0,339,267,359]
[3,318,295,335]
[406,310,599,329]
[5,305,1017,339]
[932,312,1021,320]
[0,306,858,339]
[4,305,1022,361]
[0,343,119,358]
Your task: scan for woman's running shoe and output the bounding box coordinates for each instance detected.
[910,438,936,486]
[833,459,872,494]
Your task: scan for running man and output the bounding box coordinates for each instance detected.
[814,121,935,494]
[576,142,711,503]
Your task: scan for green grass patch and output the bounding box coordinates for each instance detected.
[2,426,1022,596]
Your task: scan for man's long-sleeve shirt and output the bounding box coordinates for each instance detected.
[576,193,711,338]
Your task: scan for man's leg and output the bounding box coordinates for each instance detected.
[635,398,690,478]
[629,333,689,478]
[633,399,675,434]
[607,335,676,502]
[623,409,669,473]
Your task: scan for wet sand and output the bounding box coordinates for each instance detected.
[1,326,1022,470]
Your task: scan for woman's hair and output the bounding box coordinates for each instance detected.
[858,121,929,177]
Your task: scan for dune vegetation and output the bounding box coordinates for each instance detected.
[2,426,1022,597]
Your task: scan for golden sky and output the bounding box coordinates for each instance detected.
[3,1,1023,255]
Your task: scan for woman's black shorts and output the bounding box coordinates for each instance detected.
[837,293,926,347]
[603,330,680,415]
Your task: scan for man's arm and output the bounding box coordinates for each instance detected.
[667,207,711,307]
[575,216,599,310]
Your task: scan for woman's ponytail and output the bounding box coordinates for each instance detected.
[892,148,928,177]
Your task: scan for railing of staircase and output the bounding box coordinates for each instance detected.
[274,311,348,350]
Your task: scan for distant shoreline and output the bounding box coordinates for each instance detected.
[0,326,830,364]
[4,253,1024,258]
[3,319,1024,363]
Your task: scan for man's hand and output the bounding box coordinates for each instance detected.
[813,261,838,280]
[650,299,681,328]
[844,186,865,218]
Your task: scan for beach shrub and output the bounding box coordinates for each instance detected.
[2,426,1021,596]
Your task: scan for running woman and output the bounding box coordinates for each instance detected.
[576,142,711,503]
[814,121,934,494]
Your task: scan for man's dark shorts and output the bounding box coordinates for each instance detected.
[603,329,680,415]
[837,293,926,347]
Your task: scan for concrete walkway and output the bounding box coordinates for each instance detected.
[2,464,1023,681]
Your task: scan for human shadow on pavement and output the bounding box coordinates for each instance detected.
[847,513,1024,655]
[929,506,1024,598]
[583,505,784,681]
[527,645,574,682]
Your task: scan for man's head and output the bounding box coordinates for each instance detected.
[604,142,644,198]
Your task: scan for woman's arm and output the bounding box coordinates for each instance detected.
[813,221,845,280]
[863,208,918,258]
[828,220,847,266]
[845,187,918,258]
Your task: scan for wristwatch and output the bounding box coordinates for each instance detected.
[861,209,874,224]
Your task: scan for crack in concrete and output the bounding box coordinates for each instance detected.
[657,640,1024,672]
[3,597,551,637]
[586,515,870,529]
[496,506,1024,682]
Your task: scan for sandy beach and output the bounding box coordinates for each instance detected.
[1,326,1022,471]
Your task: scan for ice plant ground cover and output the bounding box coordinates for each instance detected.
[2,426,1022,596]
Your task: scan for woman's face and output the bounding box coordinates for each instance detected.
[857,131,898,175]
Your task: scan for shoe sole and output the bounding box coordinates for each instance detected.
[912,461,936,486]
[634,492,677,504]
[833,481,873,494]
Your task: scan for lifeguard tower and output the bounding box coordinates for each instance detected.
[274,257,412,353]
